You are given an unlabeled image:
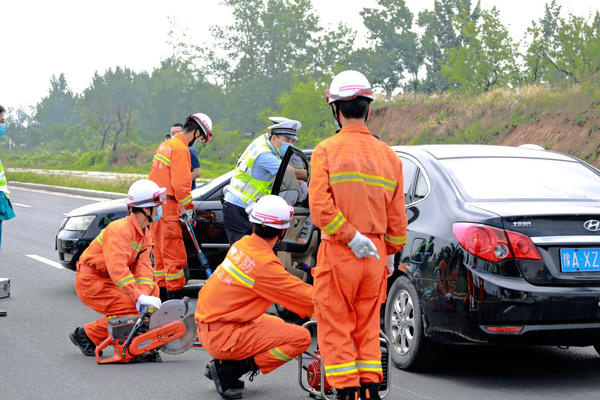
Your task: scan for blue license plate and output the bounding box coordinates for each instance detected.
[560,248,600,272]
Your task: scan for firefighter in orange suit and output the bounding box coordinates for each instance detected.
[308,70,407,400]
[69,179,166,356]
[196,195,314,400]
[149,113,214,300]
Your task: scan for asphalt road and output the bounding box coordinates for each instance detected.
[2,186,600,400]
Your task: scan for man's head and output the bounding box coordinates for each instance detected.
[126,179,167,226]
[248,195,294,243]
[183,113,214,147]
[0,105,6,137]
[267,117,301,156]
[326,70,374,128]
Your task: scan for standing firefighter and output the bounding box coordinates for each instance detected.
[196,195,314,399]
[308,70,407,400]
[70,179,165,356]
[149,113,214,300]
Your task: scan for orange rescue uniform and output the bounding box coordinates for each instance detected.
[308,123,407,389]
[195,233,314,374]
[148,133,194,291]
[75,213,158,345]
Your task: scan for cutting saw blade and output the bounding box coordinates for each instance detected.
[148,298,197,355]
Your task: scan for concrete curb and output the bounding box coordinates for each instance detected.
[8,181,125,200]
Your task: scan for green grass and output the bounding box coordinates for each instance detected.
[7,172,133,193]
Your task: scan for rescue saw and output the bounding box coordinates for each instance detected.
[297,321,391,399]
[95,297,197,364]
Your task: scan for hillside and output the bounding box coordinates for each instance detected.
[368,85,600,168]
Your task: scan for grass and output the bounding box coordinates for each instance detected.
[7,172,134,193]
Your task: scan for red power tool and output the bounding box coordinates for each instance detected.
[95,298,196,364]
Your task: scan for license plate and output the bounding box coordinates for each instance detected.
[560,248,600,272]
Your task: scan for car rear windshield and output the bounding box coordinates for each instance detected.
[441,157,600,200]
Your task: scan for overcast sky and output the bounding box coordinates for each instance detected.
[2,0,598,111]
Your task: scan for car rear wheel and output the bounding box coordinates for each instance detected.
[384,275,432,371]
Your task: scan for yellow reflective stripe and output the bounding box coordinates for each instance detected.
[153,153,171,166]
[154,270,165,277]
[268,347,292,362]
[130,241,142,252]
[329,171,397,191]
[322,212,345,235]
[356,360,382,372]
[325,361,358,376]
[97,231,104,245]
[135,277,154,286]
[116,274,135,288]
[221,257,255,288]
[384,233,407,245]
[165,269,184,281]
[178,195,192,206]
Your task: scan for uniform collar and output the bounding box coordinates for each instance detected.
[127,212,145,237]
[338,124,371,135]
[264,133,281,157]
[175,133,188,146]
[248,232,276,253]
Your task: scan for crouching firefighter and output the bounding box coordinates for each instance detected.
[195,195,314,399]
[70,179,165,357]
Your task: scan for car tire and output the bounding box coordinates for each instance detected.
[384,275,433,371]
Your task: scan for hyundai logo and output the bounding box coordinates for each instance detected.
[583,220,600,232]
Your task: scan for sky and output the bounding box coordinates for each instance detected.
[2,0,598,111]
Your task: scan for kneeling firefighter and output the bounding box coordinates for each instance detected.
[70,179,165,357]
[195,195,314,399]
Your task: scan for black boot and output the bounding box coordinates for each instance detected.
[207,360,244,399]
[159,286,168,302]
[69,327,96,356]
[360,383,381,400]
[166,289,184,300]
[204,360,245,389]
[336,387,360,400]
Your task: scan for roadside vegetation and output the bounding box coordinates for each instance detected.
[2,0,600,189]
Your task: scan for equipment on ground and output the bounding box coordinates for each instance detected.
[297,320,391,399]
[95,298,196,364]
[181,213,212,275]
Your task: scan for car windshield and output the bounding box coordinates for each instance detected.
[441,157,600,201]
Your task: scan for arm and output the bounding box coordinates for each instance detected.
[172,147,194,209]
[190,148,202,180]
[191,168,202,180]
[289,166,307,181]
[103,227,143,304]
[308,145,356,243]
[385,156,408,254]
[132,240,156,296]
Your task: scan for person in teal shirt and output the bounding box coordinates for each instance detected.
[0,105,16,250]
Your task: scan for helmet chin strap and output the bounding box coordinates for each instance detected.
[142,208,153,225]
[331,104,341,132]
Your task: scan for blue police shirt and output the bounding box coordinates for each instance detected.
[189,147,200,190]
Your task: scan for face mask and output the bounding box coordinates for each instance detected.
[279,142,290,156]
[152,206,163,222]
[0,124,6,137]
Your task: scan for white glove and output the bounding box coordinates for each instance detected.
[183,209,195,221]
[347,231,380,260]
[136,295,162,314]
[386,254,395,276]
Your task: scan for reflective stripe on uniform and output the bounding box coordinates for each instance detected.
[154,270,165,277]
[268,347,292,362]
[329,171,397,191]
[384,233,406,245]
[116,274,135,288]
[356,360,382,372]
[97,231,104,245]
[165,269,184,281]
[153,153,171,166]
[324,361,358,377]
[130,241,142,252]
[221,257,255,288]
[135,277,154,286]
[322,212,346,235]
[178,194,193,206]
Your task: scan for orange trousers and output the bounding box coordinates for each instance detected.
[312,236,387,389]
[151,199,187,291]
[197,314,311,374]
[75,273,159,345]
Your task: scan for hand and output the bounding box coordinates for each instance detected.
[309,313,317,322]
[182,209,196,225]
[136,295,162,314]
[386,254,395,276]
[347,231,380,260]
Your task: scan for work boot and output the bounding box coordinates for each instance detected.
[207,360,243,399]
[167,289,184,300]
[131,349,162,363]
[159,286,168,302]
[204,360,245,389]
[360,383,381,400]
[69,327,96,356]
[336,387,360,400]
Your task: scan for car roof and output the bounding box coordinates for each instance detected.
[391,144,575,162]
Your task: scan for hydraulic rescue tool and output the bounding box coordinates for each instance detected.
[297,321,391,399]
[181,213,212,276]
[95,297,197,364]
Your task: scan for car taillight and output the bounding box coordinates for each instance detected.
[453,223,542,263]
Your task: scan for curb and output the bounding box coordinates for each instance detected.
[8,181,125,200]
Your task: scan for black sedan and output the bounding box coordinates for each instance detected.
[56,144,600,371]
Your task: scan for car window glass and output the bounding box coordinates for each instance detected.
[441,157,600,200]
[414,171,428,199]
[400,157,417,196]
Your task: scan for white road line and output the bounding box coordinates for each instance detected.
[26,254,65,270]
[10,186,107,201]
[12,202,32,208]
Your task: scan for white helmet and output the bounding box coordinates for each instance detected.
[127,179,167,208]
[326,70,374,104]
[189,113,214,143]
[248,195,294,229]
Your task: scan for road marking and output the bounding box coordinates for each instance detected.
[10,186,107,202]
[12,202,32,208]
[26,254,65,270]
